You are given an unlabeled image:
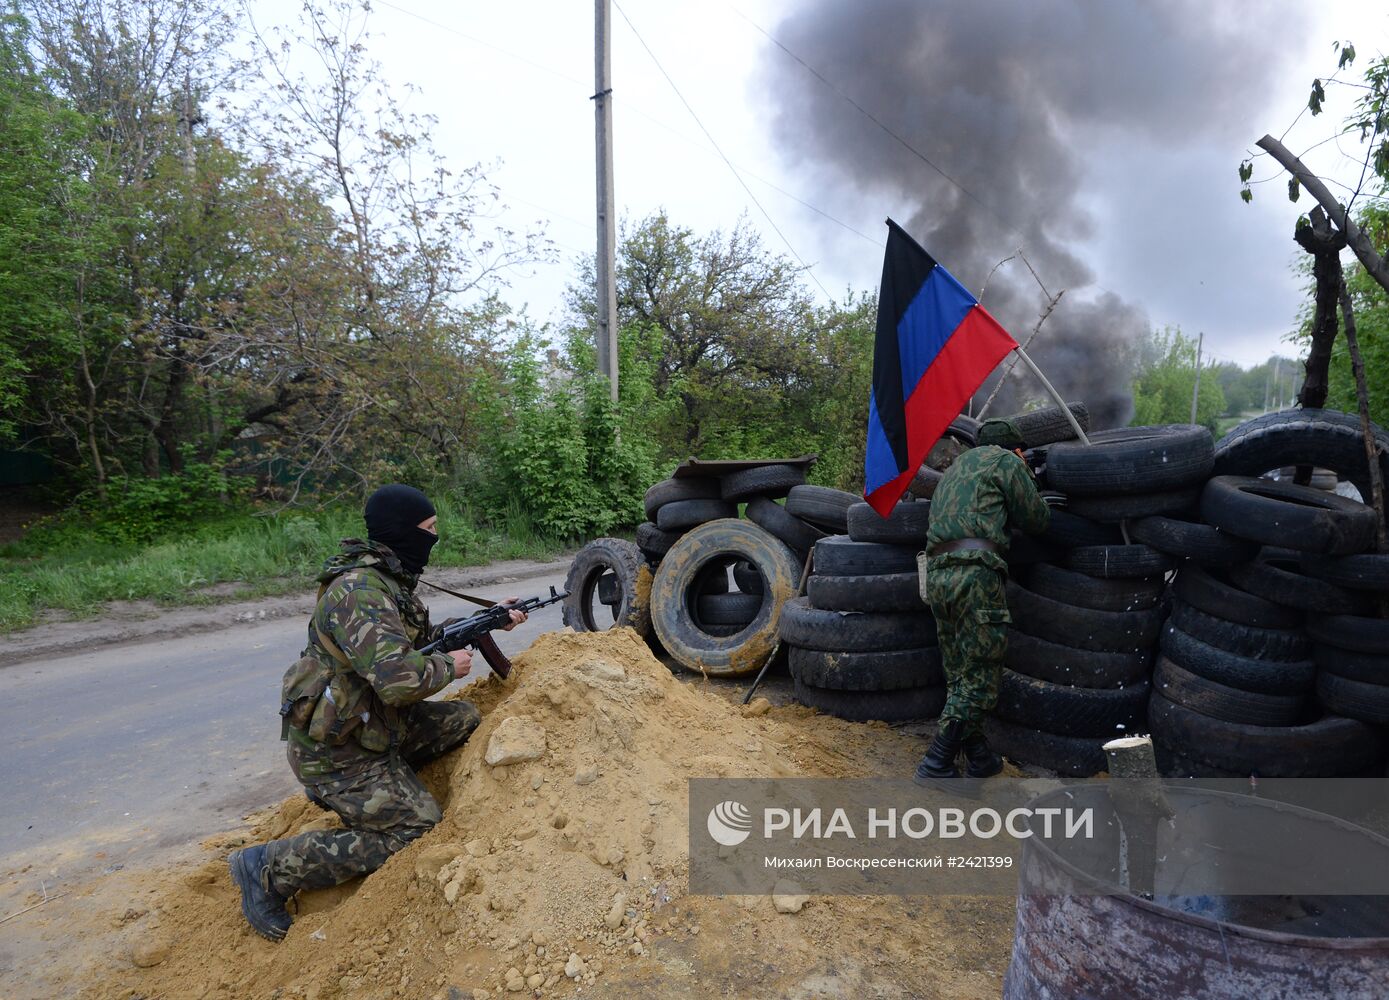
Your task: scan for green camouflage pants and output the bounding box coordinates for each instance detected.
[923,560,1011,739]
[263,700,480,896]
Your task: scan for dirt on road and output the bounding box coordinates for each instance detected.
[19,628,1016,1000]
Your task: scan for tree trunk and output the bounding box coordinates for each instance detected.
[1338,280,1388,556]
[1294,207,1346,411]
[1103,736,1173,899]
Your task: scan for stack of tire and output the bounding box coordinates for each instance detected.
[981,425,1212,776]
[780,499,944,722]
[1146,472,1386,776]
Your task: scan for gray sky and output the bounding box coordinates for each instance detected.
[252,0,1387,369]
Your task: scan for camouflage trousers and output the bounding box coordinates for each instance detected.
[263,699,480,896]
[923,561,1011,740]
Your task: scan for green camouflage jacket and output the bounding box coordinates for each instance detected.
[925,445,1049,572]
[282,538,456,779]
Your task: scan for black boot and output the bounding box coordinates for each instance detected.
[961,729,1004,779]
[229,844,292,941]
[913,719,966,790]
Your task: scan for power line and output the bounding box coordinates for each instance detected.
[612,0,835,300]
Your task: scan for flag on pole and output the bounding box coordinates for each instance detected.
[864,220,1018,516]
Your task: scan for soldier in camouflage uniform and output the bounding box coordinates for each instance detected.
[229,485,526,941]
[914,419,1049,791]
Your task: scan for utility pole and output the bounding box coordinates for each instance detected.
[594,0,619,403]
[1189,331,1204,425]
[1272,356,1282,410]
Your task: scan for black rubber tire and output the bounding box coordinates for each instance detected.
[562,537,652,636]
[1153,656,1306,726]
[650,519,801,677]
[1159,621,1315,696]
[993,669,1149,738]
[1313,644,1389,684]
[1005,629,1152,689]
[1004,402,1091,448]
[1007,531,1062,569]
[1066,544,1175,579]
[1127,514,1259,566]
[1045,425,1215,496]
[1025,563,1164,612]
[1200,475,1378,556]
[744,496,825,555]
[1172,563,1302,630]
[945,414,980,446]
[1006,580,1162,653]
[732,561,764,595]
[1065,486,1203,524]
[807,572,923,613]
[1228,551,1373,615]
[792,678,946,722]
[696,592,763,626]
[1301,552,1389,592]
[788,645,944,691]
[657,498,737,531]
[846,500,931,545]
[785,485,859,533]
[983,716,1107,777]
[643,477,720,520]
[907,465,942,500]
[720,464,806,502]
[635,521,684,560]
[1167,599,1311,662]
[1147,693,1383,777]
[1213,408,1389,516]
[1316,672,1389,726]
[778,596,936,652]
[812,535,918,576]
[1308,614,1389,655]
[1040,509,1122,549]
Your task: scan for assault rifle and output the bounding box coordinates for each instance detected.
[418,586,568,680]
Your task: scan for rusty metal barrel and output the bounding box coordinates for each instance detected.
[1004,785,1389,999]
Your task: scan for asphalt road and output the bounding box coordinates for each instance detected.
[0,569,568,883]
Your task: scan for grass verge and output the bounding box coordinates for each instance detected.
[0,497,568,633]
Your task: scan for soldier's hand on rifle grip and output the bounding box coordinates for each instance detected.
[449,648,473,677]
[500,597,527,630]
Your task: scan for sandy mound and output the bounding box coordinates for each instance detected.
[83,629,1015,1000]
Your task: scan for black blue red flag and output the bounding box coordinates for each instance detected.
[864,220,1018,516]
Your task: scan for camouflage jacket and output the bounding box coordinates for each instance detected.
[925,445,1049,572]
[282,538,456,779]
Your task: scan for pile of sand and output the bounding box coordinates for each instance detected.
[84,629,1016,1000]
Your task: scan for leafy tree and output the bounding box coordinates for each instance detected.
[1130,326,1226,433]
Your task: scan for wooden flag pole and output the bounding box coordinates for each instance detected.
[1010,346,1092,446]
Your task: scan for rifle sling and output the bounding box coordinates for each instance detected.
[417,578,496,608]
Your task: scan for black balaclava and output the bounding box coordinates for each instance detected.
[364,484,438,575]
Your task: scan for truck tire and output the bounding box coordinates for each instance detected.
[1200,475,1377,555]
[1046,425,1214,496]
[1024,563,1164,613]
[983,716,1107,777]
[562,537,652,636]
[657,498,737,532]
[1153,656,1305,726]
[813,535,918,576]
[1065,486,1202,524]
[1228,551,1373,615]
[785,485,859,532]
[1167,600,1311,661]
[744,496,825,555]
[1127,514,1259,566]
[1159,622,1314,696]
[846,500,932,545]
[1005,629,1152,689]
[1006,580,1162,653]
[779,596,936,651]
[1066,544,1175,579]
[1213,408,1389,515]
[643,477,720,520]
[1147,693,1383,777]
[808,572,923,613]
[636,521,684,560]
[993,669,1149,738]
[650,519,800,677]
[792,678,946,723]
[720,464,805,502]
[788,645,944,691]
[1004,402,1090,448]
[1172,563,1301,630]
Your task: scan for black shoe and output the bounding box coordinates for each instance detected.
[961,730,1004,779]
[913,719,967,791]
[229,844,292,942]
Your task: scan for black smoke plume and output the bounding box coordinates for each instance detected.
[762,0,1305,427]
